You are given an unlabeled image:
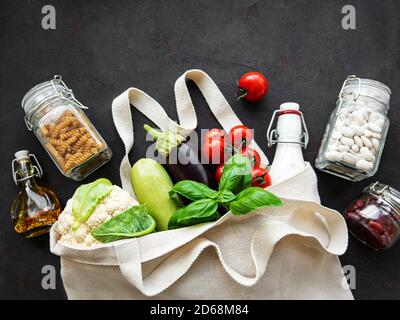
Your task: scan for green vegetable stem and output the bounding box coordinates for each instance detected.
[168,154,283,229]
[144,124,186,157]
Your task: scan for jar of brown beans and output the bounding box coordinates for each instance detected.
[21,75,112,181]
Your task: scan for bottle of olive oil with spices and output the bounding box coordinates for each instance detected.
[11,150,61,237]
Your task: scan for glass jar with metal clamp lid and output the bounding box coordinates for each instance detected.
[267,102,309,185]
[316,75,391,181]
[21,75,112,181]
[344,182,400,250]
[11,150,61,238]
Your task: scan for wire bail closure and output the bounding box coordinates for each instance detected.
[368,182,400,217]
[51,75,88,110]
[336,75,362,116]
[24,75,88,131]
[266,109,309,148]
[369,181,388,196]
[12,153,43,185]
[24,115,34,131]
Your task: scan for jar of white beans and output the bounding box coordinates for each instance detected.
[316,75,391,181]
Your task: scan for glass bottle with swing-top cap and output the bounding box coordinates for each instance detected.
[21,75,112,181]
[267,102,309,185]
[11,150,61,238]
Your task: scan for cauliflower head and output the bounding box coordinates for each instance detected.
[57,186,138,247]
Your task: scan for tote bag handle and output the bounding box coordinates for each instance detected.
[111,69,269,196]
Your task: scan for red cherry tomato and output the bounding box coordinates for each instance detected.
[251,166,271,188]
[204,128,225,141]
[228,125,253,149]
[202,133,226,164]
[238,72,269,102]
[215,163,225,183]
[241,147,261,168]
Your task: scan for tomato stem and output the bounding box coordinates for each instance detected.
[252,171,269,185]
[237,89,248,101]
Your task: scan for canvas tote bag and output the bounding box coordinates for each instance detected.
[50,69,354,300]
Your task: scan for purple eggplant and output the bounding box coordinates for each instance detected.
[144,125,216,189]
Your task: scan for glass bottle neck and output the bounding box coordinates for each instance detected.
[22,177,39,189]
[16,159,39,189]
[269,114,305,185]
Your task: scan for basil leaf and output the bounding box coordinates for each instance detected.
[229,187,283,215]
[91,205,156,243]
[72,178,113,230]
[168,198,219,229]
[169,180,217,201]
[217,189,236,203]
[218,154,252,194]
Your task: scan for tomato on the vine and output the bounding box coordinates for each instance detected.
[241,147,261,168]
[251,167,271,188]
[237,72,269,102]
[228,125,253,149]
[204,128,225,141]
[215,163,225,183]
[202,129,227,164]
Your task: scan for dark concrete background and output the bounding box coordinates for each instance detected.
[1,0,399,300]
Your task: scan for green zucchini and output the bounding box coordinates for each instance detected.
[131,158,182,231]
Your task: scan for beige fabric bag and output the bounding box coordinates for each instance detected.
[50,69,353,300]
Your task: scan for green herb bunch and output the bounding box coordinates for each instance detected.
[168,154,282,229]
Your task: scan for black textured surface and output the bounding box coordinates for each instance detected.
[1,0,400,300]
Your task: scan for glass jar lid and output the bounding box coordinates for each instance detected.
[21,75,87,130]
[366,182,400,216]
[340,75,391,109]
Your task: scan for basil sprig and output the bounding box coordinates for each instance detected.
[218,154,252,194]
[169,180,217,201]
[216,189,236,204]
[168,198,219,229]
[168,154,283,229]
[229,187,282,215]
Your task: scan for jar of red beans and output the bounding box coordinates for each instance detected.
[344,182,400,250]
